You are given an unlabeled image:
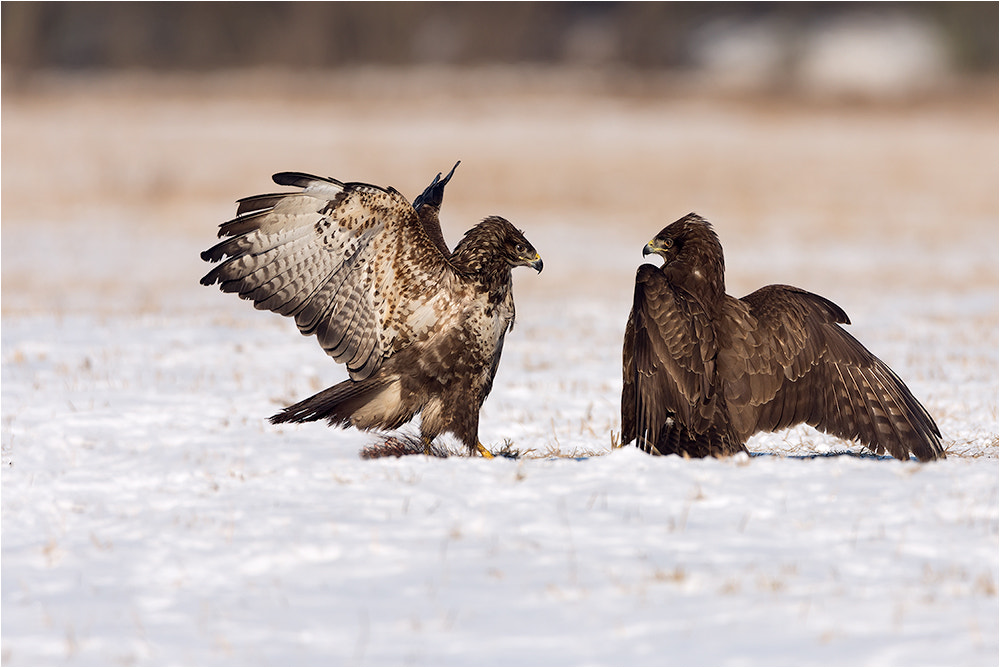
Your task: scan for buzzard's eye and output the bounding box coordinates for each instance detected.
[515,243,527,254]
[663,238,674,248]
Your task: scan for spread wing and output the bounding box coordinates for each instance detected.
[622,264,719,451]
[201,172,456,381]
[721,285,944,461]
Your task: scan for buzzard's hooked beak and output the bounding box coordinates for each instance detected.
[530,254,544,273]
[643,237,672,258]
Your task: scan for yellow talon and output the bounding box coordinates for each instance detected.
[475,442,495,459]
[422,437,434,456]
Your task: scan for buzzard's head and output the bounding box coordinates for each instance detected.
[643,214,722,264]
[502,223,544,273]
[643,213,724,297]
[451,216,543,277]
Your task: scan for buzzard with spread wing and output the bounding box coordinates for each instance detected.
[201,163,542,457]
[621,213,944,461]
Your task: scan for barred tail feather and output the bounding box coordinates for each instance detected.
[270,375,412,431]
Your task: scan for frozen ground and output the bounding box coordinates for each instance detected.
[2,71,998,665]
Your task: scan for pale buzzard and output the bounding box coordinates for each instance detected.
[201,163,542,457]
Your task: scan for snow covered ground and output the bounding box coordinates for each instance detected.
[2,72,997,665]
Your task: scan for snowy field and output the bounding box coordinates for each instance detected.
[2,71,998,665]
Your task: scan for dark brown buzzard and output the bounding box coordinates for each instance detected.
[621,213,944,462]
[201,163,542,457]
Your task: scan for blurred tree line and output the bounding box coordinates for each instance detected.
[2,1,996,73]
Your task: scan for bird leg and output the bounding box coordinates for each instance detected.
[419,436,494,458]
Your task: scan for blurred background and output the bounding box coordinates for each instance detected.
[2,2,997,76]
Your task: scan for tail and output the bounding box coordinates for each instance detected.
[270,377,393,427]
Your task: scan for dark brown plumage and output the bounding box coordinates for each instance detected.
[201,164,542,457]
[621,213,944,462]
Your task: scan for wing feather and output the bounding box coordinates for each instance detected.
[725,285,943,461]
[411,161,459,257]
[622,265,718,451]
[201,172,454,380]
[621,307,638,445]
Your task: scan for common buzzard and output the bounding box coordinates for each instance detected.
[201,163,542,457]
[621,213,944,461]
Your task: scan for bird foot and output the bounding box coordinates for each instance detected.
[474,441,495,459]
